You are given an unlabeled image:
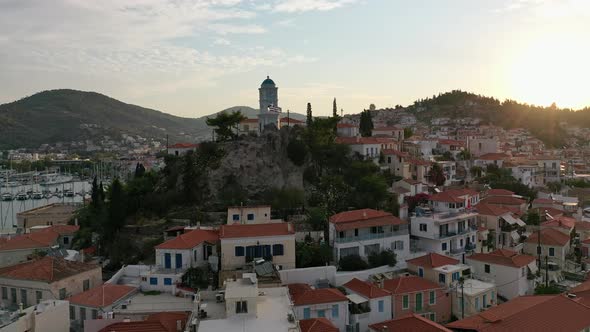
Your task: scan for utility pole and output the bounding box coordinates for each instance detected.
[545,256,549,287]
[460,278,465,319]
[537,224,541,268]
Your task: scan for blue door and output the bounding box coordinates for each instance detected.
[176,253,182,268]
[164,253,171,269]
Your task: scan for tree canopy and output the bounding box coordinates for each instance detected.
[206,111,246,141]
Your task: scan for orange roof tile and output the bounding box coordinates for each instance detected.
[480,196,526,206]
[526,228,570,246]
[576,221,590,231]
[370,314,452,332]
[335,137,396,145]
[155,229,219,250]
[0,256,99,282]
[477,153,510,161]
[487,189,515,196]
[329,209,406,231]
[67,284,137,308]
[382,275,443,294]
[406,253,459,269]
[288,284,347,306]
[240,118,258,124]
[541,216,576,229]
[467,249,535,268]
[475,203,514,217]
[100,311,189,332]
[342,278,390,299]
[337,123,357,128]
[531,207,565,217]
[299,318,339,332]
[219,223,294,239]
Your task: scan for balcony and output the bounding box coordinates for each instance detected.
[335,229,409,244]
[439,226,478,239]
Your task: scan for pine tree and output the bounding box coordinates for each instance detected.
[333,98,338,117]
[359,110,374,137]
[91,176,100,209]
[306,102,313,126]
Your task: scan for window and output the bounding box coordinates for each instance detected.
[340,246,359,258]
[317,309,325,317]
[69,306,75,320]
[80,307,86,320]
[354,229,359,237]
[475,297,480,310]
[429,291,436,305]
[460,239,463,247]
[438,274,446,284]
[63,236,70,245]
[150,277,158,285]
[364,244,380,256]
[303,307,310,319]
[235,246,245,257]
[430,313,436,321]
[272,244,284,256]
[442,242,447,251]
[175,253,182,268]
[232,214,239,221]
[484,264,490,273]
[83,279,90,291]
[420,224,427,232]
[415,292,423,311]
[10,288,16,304]
[339,231,345,238]
[36,291,42,304]
[92,309,98,319]
[20,289,27,307]
[236,300,248,314]
[402,295,409,309]
[418,267,424,277]
[378,300,384,312]
[549,247,555,257]
[164,278,172,285]
[521,267,526,277]
[247,213,254,221]
[394,241,404,250]
[491,291,495,302]
[452,272,460,281]
[59,288,66,300]
[1,287,6,300]
[483,294,488,307]
[332,305,339,318]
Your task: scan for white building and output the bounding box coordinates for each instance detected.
[410,189,479,261]
[342,278,392,332]
[226,205,276,224]
[466,249,537,300]
[329,209,410,264]
[154,229,219,271]
[288,283,349,332]
[467,136,499,157]
[0,300,70,332]
[451,278,497,319]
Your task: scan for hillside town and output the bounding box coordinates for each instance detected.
[0,77,590,332]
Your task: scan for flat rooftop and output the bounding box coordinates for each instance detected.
[462,278,496,296]
[434,263,471,274]
[199,287,297,332]
[112,292,195,314]
[225,278,258,299]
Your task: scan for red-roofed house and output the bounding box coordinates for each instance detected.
[219,223,295,270]
[299,318,338,332]
[99,311,189,332]
[342,278,392,331]
[0,256,102,309]
[68,284,138,327]
[406,253,470,288]
[280,117,306,128]
[446,294,590,332]
[541,216,576,236]
[369,313,452,332]
[479,196,527,214]
[474,153,509,168]
[288,284,348,331]
[0,225,80,267]
[155,229,219,271]
[476,203,526,252]
[372,126,404,140]
[382,275,451,323]
[524,228,571,267]
[328,209,410,263]
[336,122,359,137]
[466,249,536,300]
[167,143,199,156]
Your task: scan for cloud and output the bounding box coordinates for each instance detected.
[495,0,590,18]
[273,0,358,13]
[213,38,232,46]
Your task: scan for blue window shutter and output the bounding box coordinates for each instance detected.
[332,305,338,318]
[235,246,244,257]
[164,278,172,285]
[303,307,310,319]
[150,277,157,285]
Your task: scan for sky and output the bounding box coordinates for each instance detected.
[1,0,589,118]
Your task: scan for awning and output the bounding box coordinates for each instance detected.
[528,262,538,275]
[510,231,520,242]
[347,293,368,304]
[503,214,526,227]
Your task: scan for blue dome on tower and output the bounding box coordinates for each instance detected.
[261,76,276,87]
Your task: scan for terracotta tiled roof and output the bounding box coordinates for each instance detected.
[477,153,509,161]
[329,209,406,231]
[370,314,452,332]
[343,278,390,299]
[475,203,514,217]
[288,284,347,306]
[446,295,590,332]
[408,159,432,166]
[0,256,99,282]
[168,143,199,149]
[487,189,515,196]
[480,196,526,206]
[299,318,339,332]
[429,192,464,203]
[406,253,459,269]
[541,216,576,229]
[67,284,137,308]
[219,222,294,239]
[531,207,565,217]
[0,225,79,251]
[155,229,219,250]
[467,249,535,268]
[100,311,189,332]
[576,221,590,231]
[337,123,357,128]
[526,228,570,246]
[335,137,396,145]
[438,139,465,147]
[382,275,443,294]
[240,118,258,124]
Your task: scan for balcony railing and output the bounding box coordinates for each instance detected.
[335,229,409,243]
[439,226,478,239]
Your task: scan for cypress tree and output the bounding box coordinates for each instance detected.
[306,102,313,126]
[333,98,338,117]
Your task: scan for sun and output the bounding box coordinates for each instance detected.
[507,34,590,109]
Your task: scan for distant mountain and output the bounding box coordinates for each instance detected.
[0,90,305,150]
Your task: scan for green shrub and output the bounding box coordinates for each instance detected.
[338,255,369,271]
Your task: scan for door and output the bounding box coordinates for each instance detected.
[176,253,182,269]
[164,253,171,269]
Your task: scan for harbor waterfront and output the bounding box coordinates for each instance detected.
[0,181,90,230]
